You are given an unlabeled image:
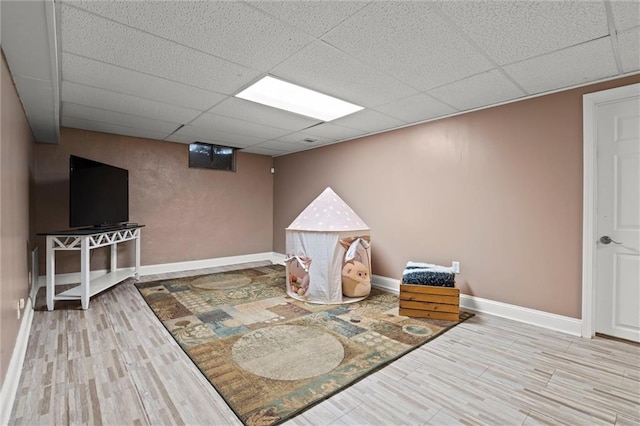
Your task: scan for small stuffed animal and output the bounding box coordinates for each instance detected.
[289,273,310,296]
[342,261,371,297]
[297,274,310,296]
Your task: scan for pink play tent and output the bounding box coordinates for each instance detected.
[285,187,372,304]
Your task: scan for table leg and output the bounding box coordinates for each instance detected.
[81,237,90,310]
[111,240,117,272]
[46,236,55,311]
[135,230,141,279]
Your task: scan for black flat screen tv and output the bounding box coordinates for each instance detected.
[69,155,129,228]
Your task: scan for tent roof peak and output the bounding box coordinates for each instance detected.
[286,187,370,232]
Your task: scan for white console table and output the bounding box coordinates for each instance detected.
[40,225,143,310]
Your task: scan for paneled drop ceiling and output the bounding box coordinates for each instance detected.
[1,0,639,156]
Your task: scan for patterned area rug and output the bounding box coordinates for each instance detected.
[135,264,472,425]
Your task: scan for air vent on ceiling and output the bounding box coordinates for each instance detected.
[303,138,317,144]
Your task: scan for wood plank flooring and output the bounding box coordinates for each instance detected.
[10,262,640,425]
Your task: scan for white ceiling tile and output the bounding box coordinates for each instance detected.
[331,109,407,133]
[65,0,314,71]
[60,4,260,94]
[247,0,369,38]
[300,123,366,141]
[62,81,201,124]
[162,134,191,145]
[271,41,418,108]
[209,97,321,132]
[427,69,526,111]
[190,113,291,140]
[62,102,181,134]
[169,125,266,149]
[314,140,346,149]
[610,1,640,32]
[437,0,609,66]
[277,132,335,145]
[250,140,299,151]
[62,53,227,111]
[617,28,640,73]
[61,116,171,141]
[374,93,456,124]
[504,38,619,95]
[322,2,493,91]
[241,146,289,156]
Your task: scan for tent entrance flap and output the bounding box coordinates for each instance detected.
[285,255,311,297]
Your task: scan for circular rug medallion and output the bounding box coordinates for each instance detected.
[190,273,251,290]
[402,324,434,337]
[231,325,344,381]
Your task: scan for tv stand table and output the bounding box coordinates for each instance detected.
[39,225,144,310]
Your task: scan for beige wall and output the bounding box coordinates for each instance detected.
[35,128,274,273]
[0,52,34,387]
[273,75,640,319]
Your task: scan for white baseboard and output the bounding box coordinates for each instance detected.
[37,252,287,288]
[0,297,34,426]
[270,252,287,265]
[371,274,400,294]
[459,294,582,336]
[371,275,582,336]
[139,252,280,275]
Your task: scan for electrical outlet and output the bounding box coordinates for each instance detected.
[452,261,460,274]
[19,298,25,309]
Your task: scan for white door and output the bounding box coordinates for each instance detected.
[595,94,640,342]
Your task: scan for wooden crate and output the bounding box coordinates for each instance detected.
[399,283,460,321]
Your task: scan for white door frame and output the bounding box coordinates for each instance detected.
[581,82,640,338]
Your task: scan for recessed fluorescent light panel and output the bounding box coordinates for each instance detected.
[235,76,363,122]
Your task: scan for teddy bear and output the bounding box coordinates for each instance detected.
[342,260,371,298]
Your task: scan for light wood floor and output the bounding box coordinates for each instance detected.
[10,262,640,425]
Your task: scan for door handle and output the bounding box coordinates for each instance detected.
[600,236,622,245]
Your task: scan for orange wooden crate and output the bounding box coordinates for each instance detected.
[399,283,460,321]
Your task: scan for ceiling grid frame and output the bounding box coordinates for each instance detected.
[0,0,638,155]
